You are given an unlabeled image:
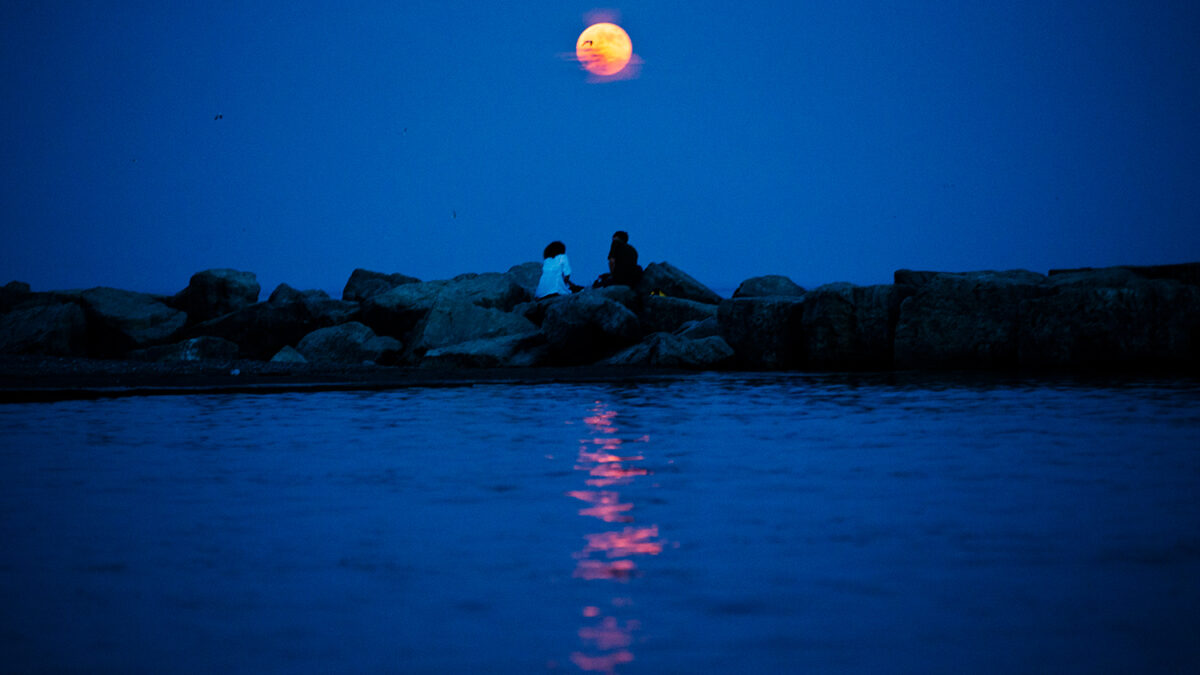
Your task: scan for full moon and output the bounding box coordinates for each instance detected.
[576,22,632,76]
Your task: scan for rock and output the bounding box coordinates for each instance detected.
[893,269,943,289]
[893,270,1050,369]
[1049,262,1200,288]
[639,295,718,335]
[270,345,308,364]
[542,294,641,365]
[187,298,314,360]
[359,281,447,340]
[1,281,33,315]
[636,262,722,305]
[505,262,544,297]
[590,285,641,313]
[732,275,805,298]
[80,287,188,355]
[439,272,531,311]
[0,302,87,356]
[1045,267,1142,290]
[801,283,914,370]
[717,296,805,368]
[128,336,239,362]
[269,284,359,325]
[359,274,529,345]
[602,333,734,369]
[171,269,259,323]
[408,300,538,359]
[1019,277,1200,369]
[296,322,402,365]
[675,316,721,340]
[342,268,421,302]
[422,332,548,368]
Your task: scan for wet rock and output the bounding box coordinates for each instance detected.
[422,331,548,368]
[636,262,722,305]
[893,270,1050,369]
[1019,276,1200,369]
[128,336,239,362]
[717,296,805,368]
[171,269,259,323]
[542,294,641,365]
[0,302,87,356]
[341,268,421,303]
[270,345,308,364]
[639,295,718,335]
[1,281,33,315]
[80,287,188,355]
[296,321,402,365]
[602,333,734,369]
[801,283,913,370]
[733,275,805,298]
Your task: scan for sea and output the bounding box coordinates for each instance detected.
[1,372,1198,673]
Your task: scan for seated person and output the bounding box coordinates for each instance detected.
[593,230,642,288]
[535,240,582,299]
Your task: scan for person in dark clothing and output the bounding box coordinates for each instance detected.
[594,230,643,288]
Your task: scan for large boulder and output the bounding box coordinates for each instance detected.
[602,333,734,369]
[717,296,805,369]
[439,273,531,311]
[270,345,308,364]
[675,316,721,340]
[128,336,239,362]
[504,262,544,297]
[1019,275,1200,369]
[732,275,805,298]
[80,287,188,355]
[1,281,33,315]
[342,268,421,303]
[635,262,722,305]
[801,283,914,370]
[407,300,538,359]
[893,270,1050,369]
[1049,262,1200,288]
[269,284,359,325]
[638,295,718,335]
[171,269,259,323]
[359,281,447,340]
[541,294,641,365]
[0,302,87,356]
[359,274,530,345]
[422,332,548,368]
[296,322,402,365]
[188,298,315,360]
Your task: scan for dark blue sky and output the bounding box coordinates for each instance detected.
[3,1,1198,296]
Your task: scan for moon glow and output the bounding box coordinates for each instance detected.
[576,22,633,77]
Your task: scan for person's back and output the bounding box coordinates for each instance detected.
[607,231,642,287]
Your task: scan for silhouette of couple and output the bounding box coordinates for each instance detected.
[534,231,642,300]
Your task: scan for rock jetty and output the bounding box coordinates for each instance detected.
[2,261,1198,373]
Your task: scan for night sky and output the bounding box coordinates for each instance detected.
[3,1,1198,297]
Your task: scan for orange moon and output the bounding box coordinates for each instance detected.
[576,22,632,76]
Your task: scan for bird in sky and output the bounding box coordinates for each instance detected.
[214,114,223,120]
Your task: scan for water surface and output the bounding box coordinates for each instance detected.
[1,373,1198,673]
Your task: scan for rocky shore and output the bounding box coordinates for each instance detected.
[2,260,1198,398]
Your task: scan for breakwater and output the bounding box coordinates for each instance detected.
[2,261,1198,372]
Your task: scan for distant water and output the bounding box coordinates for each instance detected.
[1,373,1198,673]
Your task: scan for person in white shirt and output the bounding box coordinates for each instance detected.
[535,241,581,299]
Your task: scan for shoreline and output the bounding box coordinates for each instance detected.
[3,355,1197,404]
